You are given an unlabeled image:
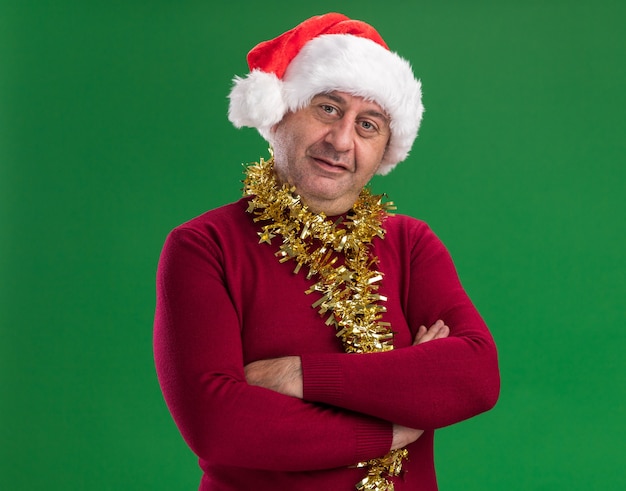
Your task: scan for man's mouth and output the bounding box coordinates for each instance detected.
[312,156,350,172]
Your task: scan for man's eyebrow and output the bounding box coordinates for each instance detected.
[313,93,390,125]
[364,109,390,125]
[318,92,346,105]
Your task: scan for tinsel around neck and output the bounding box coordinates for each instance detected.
[242,156,397,352]
[242,155,408,489]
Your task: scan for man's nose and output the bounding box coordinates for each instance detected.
[324,117,355,153]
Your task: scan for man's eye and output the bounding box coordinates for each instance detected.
[360,121,377,131]
[321,104,335,114]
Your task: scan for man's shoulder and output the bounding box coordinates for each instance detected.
[180,197,249,226]
[169,197,251,239]
[383,213,432,236]
[381,213,447,252]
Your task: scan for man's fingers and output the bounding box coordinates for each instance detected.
[391,424,425,450]
[412,325,428,345]
[413,320,450,345]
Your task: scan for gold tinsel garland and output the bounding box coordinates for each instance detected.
[243,156,408,490]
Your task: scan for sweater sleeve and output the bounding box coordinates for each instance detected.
[153,226,391,472]
[300,220,500,430]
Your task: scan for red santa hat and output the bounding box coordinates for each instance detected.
[228,12,424,175]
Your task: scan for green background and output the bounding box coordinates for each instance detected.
[2,1,624,489]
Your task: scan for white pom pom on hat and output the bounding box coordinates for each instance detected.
[228,12,423,175]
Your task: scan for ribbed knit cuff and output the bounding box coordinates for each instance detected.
[301,353,393,461]
[301,353,344,406]
[355,418,393,462]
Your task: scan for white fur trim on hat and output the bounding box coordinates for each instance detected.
[228,34,423,175]
[228,70,286,136]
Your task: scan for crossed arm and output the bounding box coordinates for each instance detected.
[155,218,500,471]
[245,319,451,449]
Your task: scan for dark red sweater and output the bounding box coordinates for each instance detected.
[153,197,500,490]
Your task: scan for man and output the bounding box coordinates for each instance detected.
[154,12,500,491]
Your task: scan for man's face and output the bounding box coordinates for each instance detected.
[270,91,391,216]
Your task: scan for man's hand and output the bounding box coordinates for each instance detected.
[413,319,449,345]
[391,424,424,450]
[244,356,303,398]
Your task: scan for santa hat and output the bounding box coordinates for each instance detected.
[228,12,423,175]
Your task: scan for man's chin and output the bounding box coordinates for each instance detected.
[298,188,357,216]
